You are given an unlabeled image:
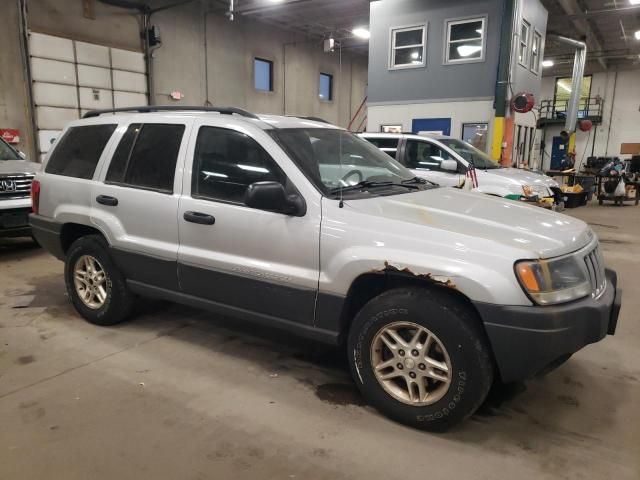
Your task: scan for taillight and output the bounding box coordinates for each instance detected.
[31,179,40,215]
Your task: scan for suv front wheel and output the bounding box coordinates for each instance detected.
[347,287,493,432]
[64,234,134,326]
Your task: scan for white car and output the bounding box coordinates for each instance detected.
[31,106,620,431]
[0,137,40,238]
[360,132,562,208]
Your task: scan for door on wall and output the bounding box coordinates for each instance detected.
[28,32,148,161]
[550,136,567,170]
[412,118,451,136]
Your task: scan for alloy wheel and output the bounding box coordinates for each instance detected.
[73,255,108,310]
[371,321,452,406]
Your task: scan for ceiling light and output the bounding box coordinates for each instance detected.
[635,30,640,40]
[542,59,554,67]
[410,51,420,59]
[352,27,370,39]
[456,45,482,57]
[630,0,640,5]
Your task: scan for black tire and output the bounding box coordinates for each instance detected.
[64,234,135,326]
[347,287,493,432]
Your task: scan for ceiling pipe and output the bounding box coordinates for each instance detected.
[548,34,587,133]
[566,4,640,19]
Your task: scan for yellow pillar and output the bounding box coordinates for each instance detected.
[568,132,576,156]
[491,117,504,161]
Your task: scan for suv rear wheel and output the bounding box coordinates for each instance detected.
[64,235,134,326]
[347,287,493,432]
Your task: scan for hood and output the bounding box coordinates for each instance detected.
[345,188,592,258]
[488,167,559,188]
[0,160,41,175]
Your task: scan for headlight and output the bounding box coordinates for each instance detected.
[514,256,591,305]
[522,184,549,198]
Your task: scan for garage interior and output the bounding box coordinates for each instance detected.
[1,0,639,479]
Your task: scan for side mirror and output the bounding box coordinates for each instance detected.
[441,159,458,172]
[245,181,306,216]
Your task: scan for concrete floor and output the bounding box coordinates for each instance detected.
[0,202,638,480]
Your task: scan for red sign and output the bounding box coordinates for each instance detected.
[0,129,20,144]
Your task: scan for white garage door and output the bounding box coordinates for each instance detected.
[29,32,148,161]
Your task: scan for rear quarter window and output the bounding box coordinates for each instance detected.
[45,124,117,179]
[363,137,399,159]
[106,123,185,193]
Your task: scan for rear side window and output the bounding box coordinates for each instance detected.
[192,126,286,204]
[363,137,399,159]
[405,140,454,171]
[46,125,117,179]
[106,123,185,193]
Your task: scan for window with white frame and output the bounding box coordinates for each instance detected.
[390,24,427,69]
[530,30,542,73]
[445,16,486,64]
[518,19,530,66]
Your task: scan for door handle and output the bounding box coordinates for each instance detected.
[183,211,215,225]
[96,195,118,206]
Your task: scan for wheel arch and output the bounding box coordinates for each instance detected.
[60,223,107,254]
[337,271,498,373]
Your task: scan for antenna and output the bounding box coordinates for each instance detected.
[338,42,344,208]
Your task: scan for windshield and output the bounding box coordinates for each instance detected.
[0,138,21,161]
[439,138,500,170]
[270,128,430,198]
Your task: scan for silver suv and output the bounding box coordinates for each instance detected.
[30,106,621,431]
[1,137,40,238]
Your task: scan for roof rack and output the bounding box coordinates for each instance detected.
[82,105,260,120]
[291,116,332,124]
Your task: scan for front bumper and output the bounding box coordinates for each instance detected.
[474,269,621,383]
[0,207,32,238]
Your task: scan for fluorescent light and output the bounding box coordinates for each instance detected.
[352,27,370,39]
[542,59,554,67]
[635,30,640,40]
[410,51,419,59]
[456,45,482,57]
[630,0,640,5]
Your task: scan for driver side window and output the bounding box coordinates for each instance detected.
[405,140,454,172]
[192,126,287,204]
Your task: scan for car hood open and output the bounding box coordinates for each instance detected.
[345,188,593,258]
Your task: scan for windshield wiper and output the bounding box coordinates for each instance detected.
[330,180,394,194]
[402,176,437,187]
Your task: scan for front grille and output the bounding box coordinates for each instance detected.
[584,245,606,298]
[0,174,34,199]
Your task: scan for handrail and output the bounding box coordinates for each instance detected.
[355,115,368,133]
[538,97,603,122]
[347,96,368,131]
